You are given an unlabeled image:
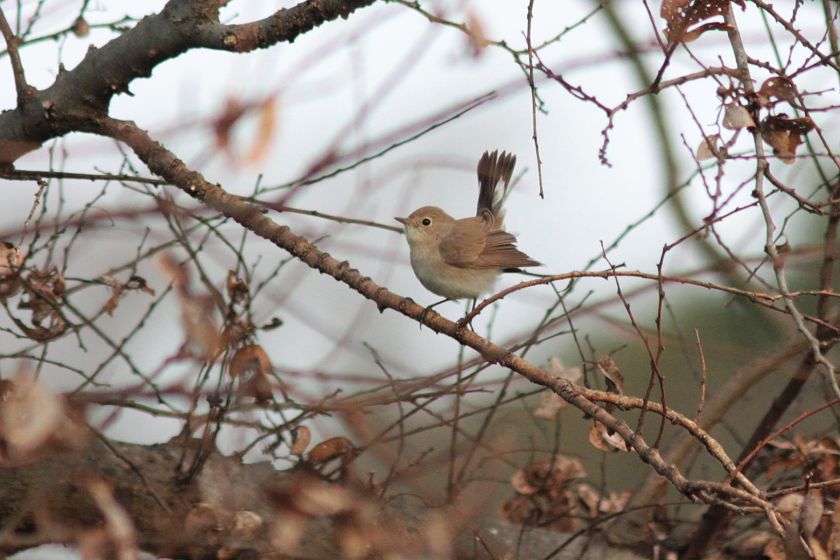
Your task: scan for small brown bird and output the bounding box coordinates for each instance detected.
[395,150,540,304]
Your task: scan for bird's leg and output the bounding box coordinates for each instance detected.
[419,298,450,328]
[456,298,477,331]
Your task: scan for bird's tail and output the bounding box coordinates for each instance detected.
[476,150,516,228]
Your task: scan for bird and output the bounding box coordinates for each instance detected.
[395,150,540,316]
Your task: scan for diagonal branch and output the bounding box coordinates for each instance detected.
[92,116,781,524]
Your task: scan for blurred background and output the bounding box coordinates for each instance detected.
[1,0,839,557]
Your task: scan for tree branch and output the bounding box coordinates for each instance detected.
[0,0,377,164]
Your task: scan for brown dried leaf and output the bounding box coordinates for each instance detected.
[237,371,273,406]
[758,77,798,106]
[226,270,249,304]
[245,99,277,164]
[214,99,247,154]
[696,133,722,160]
[0,242,24,277]
[158,253,190,291]
[723,104,755,130]
[0,243,24,300]
[661,0,744,44]
[308,436,355,465]
[576,483,630,516]
[181,294,221,359]
[101,274,125,316]
[760,114,815,164]
[596,356,624,394]
[510,455,586,495]
[214,98,279,165]
[16,268,67,341]
[229,344,272,378]
[588,421,627,452]
[290,426,311,455]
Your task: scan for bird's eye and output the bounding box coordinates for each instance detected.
[421,218,432,226]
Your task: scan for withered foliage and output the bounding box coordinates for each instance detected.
[660,0,745,44]
[502,455,630,532]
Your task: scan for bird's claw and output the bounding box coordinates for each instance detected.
[455,316,475,332]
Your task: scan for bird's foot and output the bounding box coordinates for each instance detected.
[455,316,475,332]
[418,298,450,329]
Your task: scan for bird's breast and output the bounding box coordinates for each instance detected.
[407,242,499,300]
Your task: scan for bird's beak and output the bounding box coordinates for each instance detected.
[394,217,407,225]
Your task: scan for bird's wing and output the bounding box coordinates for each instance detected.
[439,216,488,267]
[440,219,540,269]
[472,230,542,268]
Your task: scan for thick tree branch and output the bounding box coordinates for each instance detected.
[0,0,376,164]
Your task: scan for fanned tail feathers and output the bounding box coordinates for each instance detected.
[476,150,516,227]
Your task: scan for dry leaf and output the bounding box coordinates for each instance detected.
[723,104,755,130]
[237,370,273,406]
[510,455,586,495]
[0,243,24,300]
[661,0,744,44]
[308,436,355,465]
[0,242,24,277]
[226,270,248,304]
[245,99,277,164]
[502,455,609,532]
[588,421,627,452]
[757,77,798,106]
[290,426,311,455]
[696,133,722,160]
[230,345,274,405]
[229,345,272,378]
[214,98,279,165]
[596,356,624,394]
[181,294,222,359]
[760,114,815,164]
[17,268,67,341]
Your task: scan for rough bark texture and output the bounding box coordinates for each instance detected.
[0,0,376,163]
